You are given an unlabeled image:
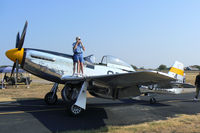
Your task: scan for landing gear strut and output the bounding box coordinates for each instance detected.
[44,83,58,105]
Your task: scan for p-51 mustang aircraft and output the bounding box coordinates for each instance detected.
[5,22,194,116]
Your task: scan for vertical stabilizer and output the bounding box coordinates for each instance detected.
[168,61,184,83]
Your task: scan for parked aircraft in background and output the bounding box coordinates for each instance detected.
[0,66,32,87]
[5,22,194,116]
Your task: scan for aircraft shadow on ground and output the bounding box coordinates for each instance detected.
[0,98,169,132]
[90,98,171,107]
[15,99,109,132]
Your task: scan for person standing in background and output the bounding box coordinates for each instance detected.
[194,72,200,101]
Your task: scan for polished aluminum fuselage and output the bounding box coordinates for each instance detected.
[21,48,130,84]
[22,48,73,83]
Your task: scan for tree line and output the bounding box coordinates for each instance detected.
[131,64,200,70]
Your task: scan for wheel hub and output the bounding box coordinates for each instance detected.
[71,105,82,115]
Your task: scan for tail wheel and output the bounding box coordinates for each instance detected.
[150,97,156,104]
[44,92,58,105]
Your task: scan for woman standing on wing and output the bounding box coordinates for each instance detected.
[72,37,85,76]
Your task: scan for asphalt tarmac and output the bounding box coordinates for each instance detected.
[0,93,200,133]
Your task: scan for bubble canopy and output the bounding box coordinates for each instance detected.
[101,55,134,71]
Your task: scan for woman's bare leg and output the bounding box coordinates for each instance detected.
[80,62,84,74]
[73,62,77,75]
[77,61,80,74]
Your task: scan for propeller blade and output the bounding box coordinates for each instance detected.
[16,59,19,84]
[18,21,28,50]
[10,62,16,78]
[15,32,20,48]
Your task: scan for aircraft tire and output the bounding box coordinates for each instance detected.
[61,86,71,103]
[150,97,156,104]
[61,86,79,103]
[67,103,83,116]
[44,92,58,105]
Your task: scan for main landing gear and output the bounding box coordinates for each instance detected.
[44,83,58,105]
[61,81,88,116]
[44,81,88,116]
[61,85,82,115]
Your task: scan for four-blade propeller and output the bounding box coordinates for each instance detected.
[10,21,28,83]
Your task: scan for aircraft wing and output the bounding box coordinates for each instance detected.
[63,70,174,84]
[89,71,174,87]
[61,71,173,84]
[61,71,175,98]
[62,71,175,86]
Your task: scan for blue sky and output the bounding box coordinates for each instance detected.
[1,0,200,68]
